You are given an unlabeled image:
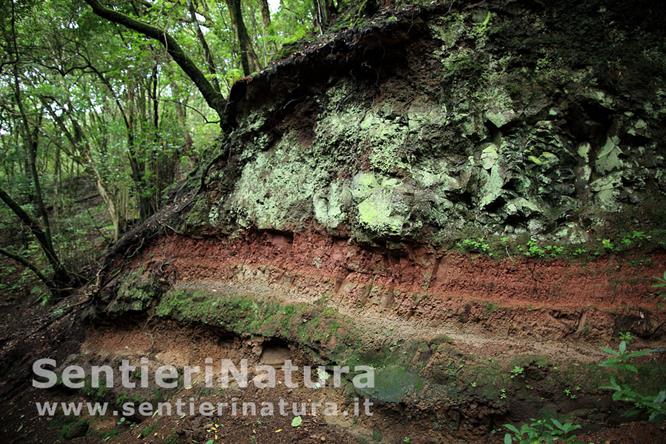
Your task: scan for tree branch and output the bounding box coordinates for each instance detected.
[0,187,68,285]
[0,247,56,292]
[82,0,229,125]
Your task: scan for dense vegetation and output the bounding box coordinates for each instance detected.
[0,0,337,297]
[1,1,665,442]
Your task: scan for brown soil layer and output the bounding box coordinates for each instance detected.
[135,232,666,341]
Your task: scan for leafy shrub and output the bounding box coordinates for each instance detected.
[503,418,581,444]
[653,271,666,300]
[458,238,491,254]
[600,337,665,422]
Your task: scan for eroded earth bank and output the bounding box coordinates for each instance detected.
[3,0,666,442]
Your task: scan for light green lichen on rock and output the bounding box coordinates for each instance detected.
[595,135,623,174]
[228,132,331,229]
[480,143,499,170]
[479,163,505,207]
[349,172,418,237]
[314,180,351,230]
[590,172,622,211]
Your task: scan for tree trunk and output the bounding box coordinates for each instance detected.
[314,0,334,32]
[259,0,271,28]
[226,0,253,76]
[187,0,222,94]
[25,110,53,248]
[0,188,73,293]
[83,0,229,126]
[0,247,58,293]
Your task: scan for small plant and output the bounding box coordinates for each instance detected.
[500,388,508,400]
[621,230,649,247]
[599,338,651,374]
[544,245,565,257]
[140,424,156,438]
[619,331,633,343]
[510,366,525,379]
[599,336,665,422]
[601,239,615,252]
[503,418,581,444]
[459,238,491,254]
[521,240,546,258]
[474,11,493,35]
[572,247,587,257]
[653,271,666,300]
[518,240,563,258]
[563,388,577,400]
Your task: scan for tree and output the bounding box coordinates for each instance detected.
[0,0,76,295]
[259,0,271,28]
[82,0,229,126]
[227,0,256,76]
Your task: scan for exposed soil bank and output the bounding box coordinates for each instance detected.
[135,232,666,341]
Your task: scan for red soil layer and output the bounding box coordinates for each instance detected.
[135,232,666,339]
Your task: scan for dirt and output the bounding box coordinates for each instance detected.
[134,231,666,342]
[2,0,666,441]
[1,254,665,443]
[2,320,664,443]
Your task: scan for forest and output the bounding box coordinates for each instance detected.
[0,0,665,443]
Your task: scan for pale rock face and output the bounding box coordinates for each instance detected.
[184,1,666,247]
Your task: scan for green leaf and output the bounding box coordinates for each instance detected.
[503,433,513,444]
[602,346,619,355]
[504,424,520,434]
[291,416,302,427]
[528,155,543,165]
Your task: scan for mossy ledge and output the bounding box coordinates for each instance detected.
[96,282,666,433]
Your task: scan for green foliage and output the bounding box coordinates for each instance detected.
[473,11,493,36]
[291,416,303,427]
[510,366,525,379]
[563,387,577,400]
[140,424,157,438]
[458,238,491,254]
[599,336,665,422]
[450,230,657,260]
[653,271,666,300]
[60,419,89,440]
[602,377,666,422]
[599,339,653,374]
[503,418,581,444]
[601,239,615,252]
[621,230,649,247]
[517,240,564,258]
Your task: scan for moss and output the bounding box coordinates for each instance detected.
[156,289,359,360]
[82,378,112,402]
[180,191,212,233]
[358,365,422,403]
[106,267,159,313]
[60,419,89,440]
